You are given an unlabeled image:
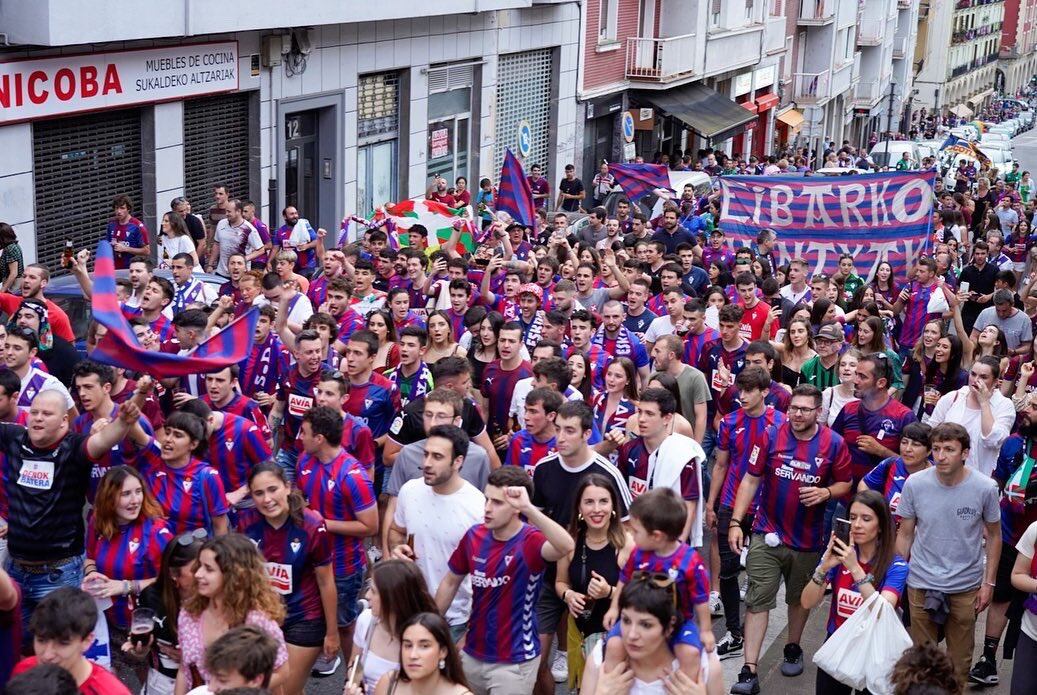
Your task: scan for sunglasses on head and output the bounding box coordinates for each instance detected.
[176,529,208,546]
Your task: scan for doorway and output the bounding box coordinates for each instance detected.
[284,110,319,219]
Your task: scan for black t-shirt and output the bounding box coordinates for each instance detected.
[387,395,486,446]
[2,426,91,562]
[138,584,180,679]
[559,178,585,212]
[184,213,206,244]
[531,453,631,527]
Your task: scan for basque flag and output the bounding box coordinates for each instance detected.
[496,149,536,228]
[91,241,259,378]
[607,162,672,203]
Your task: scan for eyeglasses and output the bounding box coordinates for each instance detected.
[176,528,208,546]
[788,405,821,414]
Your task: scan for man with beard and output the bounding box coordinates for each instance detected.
[207,199,258,279]
[651,207,696,255]
[0,264,75,343]
[308,248,345,307]
[516,284,548,352]
[271,205,322,279]
[217,253,247,304]
[592,301,650,387]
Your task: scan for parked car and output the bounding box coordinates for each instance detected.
[870,141,923,169]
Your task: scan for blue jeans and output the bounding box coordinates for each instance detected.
[7,554,84,647]
[275,448,299,484]
[335,571,364,628]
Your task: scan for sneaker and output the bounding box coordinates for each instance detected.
[739,577,747,600]
[730,665,760,695]
[781,642,804,677]
[716,632,744,660]
[550,649,568,682]
[311,653,341,677]
[968,656,999,686]
[709,591,724,616]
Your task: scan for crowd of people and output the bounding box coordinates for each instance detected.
[0,142,1036,695]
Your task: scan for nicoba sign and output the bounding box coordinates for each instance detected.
[0,41,239,124]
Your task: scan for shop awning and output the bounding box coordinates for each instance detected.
[950,103,974,118]
[634,84,758,143]
[776,108,804,129]
[756,93,780,112]
[968,89,994,106]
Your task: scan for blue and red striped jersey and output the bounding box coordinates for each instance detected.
[238,507,332,625]
[683,328,720,370]
[121,306,175,342]
[504,430,557,477]
[448,523,547,664]
[343,372,400,439]
[87,516,172,629]
[832,399,917,483]
[620,544,709,621]
[563,344,612,393]
[900,281,941,349]
[480,360,533,435]
[295,449,376,576]
[616,437,700,501]
[276,368,323,454]
[107,217,149,269]
[72,405,154,502]
[590,393,636,434]
[444,307,468,342]
[697,339,748,417]
[862,456,919,517]
[239,334,291,400]
[716,407,787,512]
[824,556,907,635]
[307,275,329,308]
[204,412,273,494]
[137,439,229,536]
[747,422,853,552]
[392,310,426,334]
[203,393,271,442]
[715,383,791,418]
[341,414,376,470]
[590,327,650,369]
[992,435,1037,545]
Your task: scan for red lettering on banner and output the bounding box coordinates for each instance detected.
[102,64,122,95]
[54,68,75,101]
[81,66,98,97]
[27,71,47,105]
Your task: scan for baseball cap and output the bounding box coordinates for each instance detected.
[815,322,843,342]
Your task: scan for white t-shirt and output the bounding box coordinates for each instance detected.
[213,218,259,276]
[352,609,399,693]
[159,234,201,271]
[821,386,858,427]
[643,315,675,344]
[1016,521,1037,642]
[254,292,314,328]
[20,367,74,411]
[394,479,485,626]
[508,376,585,428]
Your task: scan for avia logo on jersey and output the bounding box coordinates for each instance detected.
[287,394,313,417]
[775,463,821,484]
[264,562,293,595]
[471,569,511,588]
[836,587,864,619]
[629,477,648,497]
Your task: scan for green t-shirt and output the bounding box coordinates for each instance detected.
[800,354,840,391]
[1006,171,1021,185]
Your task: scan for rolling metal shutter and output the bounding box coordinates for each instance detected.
[183,92,251,204]
[494,49,553,178]
[33,109,142,271]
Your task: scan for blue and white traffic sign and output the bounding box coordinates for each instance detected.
[517,119,533,158]
[622,111,635,143]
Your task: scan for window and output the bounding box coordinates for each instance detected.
[746,0,754,20]
[711,0,722,25]
[599,0,619,43]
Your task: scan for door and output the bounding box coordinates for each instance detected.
[635,0,658,71]
[284,111,319,218]
[357,140,397,215]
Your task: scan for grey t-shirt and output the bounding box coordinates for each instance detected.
[897,466,1000,593]
[576,287,613,315]
[385,438,490,496]
[973,306,1033,349]
[649,366,711,433]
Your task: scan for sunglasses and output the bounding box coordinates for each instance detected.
[176,529,208,546]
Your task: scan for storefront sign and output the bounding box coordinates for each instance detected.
[621,111,636,143]
[733,73,753,97]
[754,65,777,90]
[0,41,239,124]
[639,108,653,120]
[517,119,532,158]
[430,128,450,158]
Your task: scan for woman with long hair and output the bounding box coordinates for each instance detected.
[852,316,905,390]
[708,261,734,289]
[554,475,632,692]
[861,422,932,515]
[776,317,816,388]
[84,466,172,658]
[240,462,338,695]
[820,349,861,427]
[624,373,695,438]
[590,358,638,434]
[467,310,503,386]
[124,529,205,695]
[366,309,401,374]
[869,260,899,311]
[904,334,967,423]
[568,351,594,402]
[175,534,289,694]
[948,292,1008,371]
[159,211,200,271]
[809,298,840,333]
[423,310,467,364]
[347,612,471,695]
[0,221,23,293]
[350,559,439,692]
[802,490,909,695]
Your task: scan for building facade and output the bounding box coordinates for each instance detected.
[0,0,581,265]
[998,0,1037,95]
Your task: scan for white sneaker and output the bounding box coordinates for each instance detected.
[551,649,568,682]
[709,590,723,616]
[311,653,341,677]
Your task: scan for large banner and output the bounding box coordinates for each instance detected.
[719,171,935,280]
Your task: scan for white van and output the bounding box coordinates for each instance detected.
[870,141,921,169]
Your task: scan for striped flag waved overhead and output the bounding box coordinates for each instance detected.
[377,200,477,254]
[90,241,259,378]
[495,149,536,228]
[606,162,672,203]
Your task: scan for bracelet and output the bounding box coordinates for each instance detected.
[123,580,131,596]
[810,569,826,587]
[729,518,743,527]
[608,585,614,599]
[852,573,875,589]
[984,581,996,588]
[824,488,832,501]
[562,589,570,602]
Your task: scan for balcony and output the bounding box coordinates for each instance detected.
[763,15,785,54]
[798,0,835,25]
[857,19,884,46]
[893,35,908,59]
[853,80,882,108]
[625,33,697,83]
[898,0,911,8]
[955,0,1005,9]
[703,26,765,77]
[793,70,831,103]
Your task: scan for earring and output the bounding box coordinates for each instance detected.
[578,513,584,522]
[438,659,446,671]
[611,510,617,517]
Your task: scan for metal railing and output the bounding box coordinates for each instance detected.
[854,80,881,105]
[857,18,884,45]
[799,0,835,22]
[625,33,697,82]
[793,70,831,102]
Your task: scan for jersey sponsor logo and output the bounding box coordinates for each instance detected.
[629,476,649,497]
[889,491,902,513]
[775,464,821,484]
[836,586,864,619]
[18,460,54,490]
[265,562,293,595]
[471,569,511,588]
[288,393,313,417]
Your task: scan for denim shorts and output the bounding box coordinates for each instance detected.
[275,448,299,484]
[284,617,329,648]
[335,572,364,628]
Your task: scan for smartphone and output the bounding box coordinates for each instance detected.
[346,654,364,691]
[959,281,971,295]
[834,518,852,546]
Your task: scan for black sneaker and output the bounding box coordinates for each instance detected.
[968,656,999,686]
[730,665,760,695]
[716,632,744,660]
[780,642,804,677]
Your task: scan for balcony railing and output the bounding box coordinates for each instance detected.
[625,33,697,82]
[799,0,835,24]
[858,19,884,46]
[893,35,908,58]
[854,80,881,106]
[898,0,911,8]
[793,70,830,102]
[955,0,1005,9]
[951,24,998,44]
